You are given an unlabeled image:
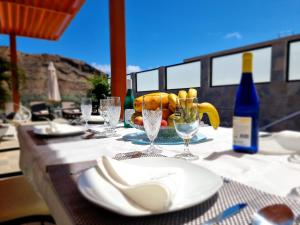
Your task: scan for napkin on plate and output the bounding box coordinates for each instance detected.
[95,156,184,212]
[260,130,300,155]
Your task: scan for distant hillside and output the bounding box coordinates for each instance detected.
[0,46,107,103]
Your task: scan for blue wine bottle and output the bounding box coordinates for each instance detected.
[233,53,259,153]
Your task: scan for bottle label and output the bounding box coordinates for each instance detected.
[233,116,252,147]
[125,109,135,124]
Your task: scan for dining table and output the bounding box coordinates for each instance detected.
[17,123,300,225]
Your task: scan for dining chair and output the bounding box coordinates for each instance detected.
[61,101,81,119]
[0,175,55,225]
[260,110,300,131]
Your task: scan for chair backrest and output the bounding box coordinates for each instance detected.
[62,101,76,109]
[30,103,48,112]
[260,110,300,131]
[29,101,46,107]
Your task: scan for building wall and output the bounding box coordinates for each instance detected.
[130,34,300,131]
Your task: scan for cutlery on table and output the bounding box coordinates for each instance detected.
[287,187,300,202]
[201,203,247,225]
[251,204,294,225]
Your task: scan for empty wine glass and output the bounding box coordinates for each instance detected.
[142,94,162,154]
[81,97,92,130]
[106,97,121,136]
[173,97,200,160]
[99,99,110,131]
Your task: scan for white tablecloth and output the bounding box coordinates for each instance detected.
[18,124,300,225]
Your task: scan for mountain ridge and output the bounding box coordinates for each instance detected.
[0,46,106,103]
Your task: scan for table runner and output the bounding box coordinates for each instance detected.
[47,155,300,225]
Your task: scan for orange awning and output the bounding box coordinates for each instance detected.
[0,0,85,40]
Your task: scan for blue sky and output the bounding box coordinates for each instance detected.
[0,0,299,74]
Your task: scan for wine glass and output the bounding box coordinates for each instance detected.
[99,99,110,131]
[142,94,162,154]
[173,97,200,160]
[106,97,121,136]
[81,97,92,130]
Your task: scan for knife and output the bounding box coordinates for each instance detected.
[201,203,247,225]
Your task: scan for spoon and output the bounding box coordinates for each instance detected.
[96,158,171,212]
[287,187,300,202]
[251,204,294,225]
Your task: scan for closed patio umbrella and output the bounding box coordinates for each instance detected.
[48,62,61,102]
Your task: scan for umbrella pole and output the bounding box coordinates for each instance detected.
[109,0,127,119]
[9,34,20,112]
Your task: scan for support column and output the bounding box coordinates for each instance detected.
[109,0,126,118]
[9,34,20,112]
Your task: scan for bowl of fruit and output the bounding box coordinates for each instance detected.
[130,88,220,138]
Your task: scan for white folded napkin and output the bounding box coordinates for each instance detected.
[260,130,300,155]
[96,156,183,212]
[46,122,59,134]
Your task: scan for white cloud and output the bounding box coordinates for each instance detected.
[127,65,141,73]
[91,63,111,74]
[91,63,141,75]
[224,32,242,39]
[278,30,294,37]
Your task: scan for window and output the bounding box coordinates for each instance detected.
[136,69,159,92]
[166,61,201,89]
[288,41,300,81]
[212,47,272,86]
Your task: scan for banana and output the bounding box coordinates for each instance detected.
[168,93,178,112]
[187,88,197,98]
[178,90,187,99]
[167,113,176,127]
[134,92,169,112]
[197,102,220,129]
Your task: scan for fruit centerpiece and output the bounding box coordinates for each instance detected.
[131,88,220,136]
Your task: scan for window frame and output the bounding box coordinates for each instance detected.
[210,45,273,87]
[165,60,201,91]
[135,68,160,92]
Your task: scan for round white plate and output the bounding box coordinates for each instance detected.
[33,124,84,137]
[77,157,223,216]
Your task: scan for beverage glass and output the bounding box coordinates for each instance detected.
[173,97,200,160]
[106,97,121,136]
[142,95,162,154]
[99,99,110,130]
[81,97,92,130]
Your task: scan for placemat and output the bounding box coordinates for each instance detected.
[47,155,300,225]
[122,132,207,145]
[27,130,85,146]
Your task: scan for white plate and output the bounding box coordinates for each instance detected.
[89,115,104,124]
[259,131,300,155]
[77,157,223,216]
[81,115,104,124]
[33,124,84,137]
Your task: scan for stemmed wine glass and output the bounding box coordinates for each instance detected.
[99,99,110,132]
[173,97,200,160]
[142,94,162,154]
[81,97,92,130]
[106,97,121,136]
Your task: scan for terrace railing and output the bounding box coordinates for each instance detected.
[128,34,300,131]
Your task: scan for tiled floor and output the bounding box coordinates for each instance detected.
[0,125,21,175]
[0,150,20,175]
[1,126,55,224]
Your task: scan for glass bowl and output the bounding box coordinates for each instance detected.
[129,122,177,138]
